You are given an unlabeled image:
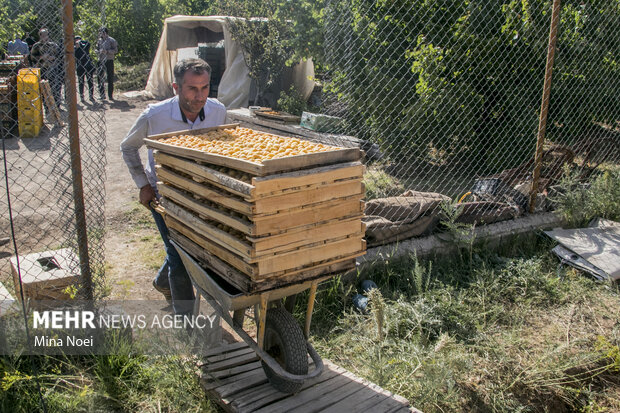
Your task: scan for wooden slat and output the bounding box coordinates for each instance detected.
[252,374,352,413]
[260,148,362,176]
[163,199,253,258]
[252,180,363,214]
[251,162,364,197]
[207,346,256,364]
[161,185,254,235]
[171,230,252,293]
[253,236,364,275]
[209,361,263,380]
[155,151,253,198]
[205,352,260,373]
[253,198,364,236]
[231,366,340,412]
[157,165,253,214]
[216,370,270,398]
[203,366,266,391]
[202,341,248,358]
[251,218,363,255]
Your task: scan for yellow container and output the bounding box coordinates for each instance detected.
[19,120,41,138]
[17,68,43,137]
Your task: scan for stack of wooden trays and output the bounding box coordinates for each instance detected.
[145,124,366,294]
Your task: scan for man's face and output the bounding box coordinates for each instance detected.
[173,71,210,115]
[40,31,49,42]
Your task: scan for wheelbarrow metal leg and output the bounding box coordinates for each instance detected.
[257,292,269,349]
[304,280,319,339]
[232,309,245,327]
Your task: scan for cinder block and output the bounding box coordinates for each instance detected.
[0,282,16,317]
[10,248,79,302]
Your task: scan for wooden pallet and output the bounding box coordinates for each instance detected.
[39,80,64,126]
[200,341,418,413]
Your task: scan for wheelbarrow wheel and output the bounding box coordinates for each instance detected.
[261,308,308,394]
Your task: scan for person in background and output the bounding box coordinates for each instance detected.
[74,35,95,102]
[96,27,118,101]
[8,34,29,56]
[30,28,62,108]
[120,58,226,315]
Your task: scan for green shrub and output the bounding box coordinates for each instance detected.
[553,166,620,227]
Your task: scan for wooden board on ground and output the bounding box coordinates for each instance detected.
[254,109,301,123]
[199,341,418,413]
[39,80,64,126]
[145,125,362,176]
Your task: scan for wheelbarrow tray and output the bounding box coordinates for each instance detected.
[173,240,326,386]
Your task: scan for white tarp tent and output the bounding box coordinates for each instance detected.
[144,15,315,109]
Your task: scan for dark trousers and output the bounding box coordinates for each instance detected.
[97,60,114,99]
[41,66,62,108]
[77,65,94,99]
[150,206,195,315]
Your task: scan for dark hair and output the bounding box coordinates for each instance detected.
[99,27,108,34]
[173,58,212,86]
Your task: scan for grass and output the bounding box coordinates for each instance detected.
[304,235,620,412]
[0,348,220,412]
[114,62,151,93]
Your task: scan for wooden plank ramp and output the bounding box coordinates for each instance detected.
[200,341,420,413]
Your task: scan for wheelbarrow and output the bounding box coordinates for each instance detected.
[171,239,326,394]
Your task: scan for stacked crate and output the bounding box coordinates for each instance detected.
[0,77,17,138]
[146,125,366,293]
[17,68,43,138]
[0,57,25,138]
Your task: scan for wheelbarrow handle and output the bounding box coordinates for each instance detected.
[150,200,166,216]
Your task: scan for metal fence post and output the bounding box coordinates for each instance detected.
[530,0,562,213]
[61,0,94,301]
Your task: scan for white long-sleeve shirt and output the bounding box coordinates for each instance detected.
[120,96,227,189]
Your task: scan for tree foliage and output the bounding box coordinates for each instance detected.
[325,0,620,172]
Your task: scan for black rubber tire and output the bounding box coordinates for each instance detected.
[261,308,308,394]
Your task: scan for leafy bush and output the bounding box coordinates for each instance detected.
[553,166,620,227]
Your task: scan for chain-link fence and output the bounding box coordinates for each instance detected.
[323,0,619,246]
[0,0,107,305]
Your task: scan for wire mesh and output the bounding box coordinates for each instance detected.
[323,0,619,244]
[0,0,107,305]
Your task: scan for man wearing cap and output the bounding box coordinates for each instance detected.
[96,27,118,101]
[74,35,96,102]
[120,58,226,315]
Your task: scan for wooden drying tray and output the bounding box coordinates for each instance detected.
[144,123,362,176]
[254,109,301,123]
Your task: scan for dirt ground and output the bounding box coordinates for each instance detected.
[102,96,172,301]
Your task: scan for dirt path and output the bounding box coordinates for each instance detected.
[103,97,166,300]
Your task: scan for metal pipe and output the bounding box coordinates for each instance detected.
[61,0,93,301]
[530,0,562,213]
